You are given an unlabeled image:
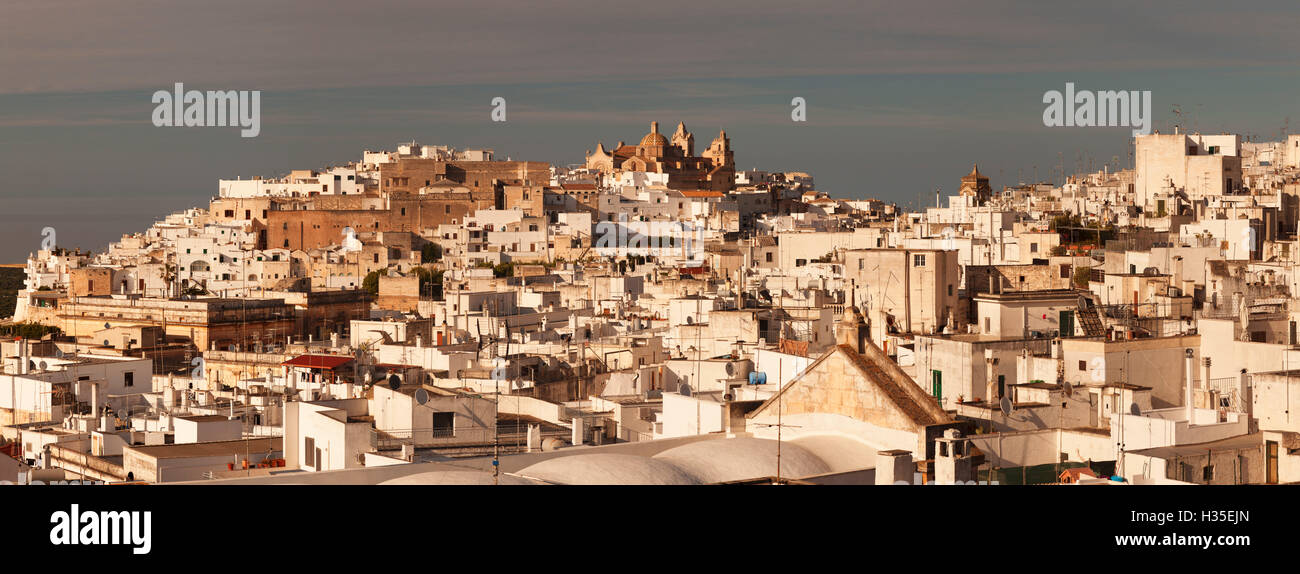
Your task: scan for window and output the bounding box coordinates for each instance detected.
[1060,264,1070,278]
[1030,243,1038,253]
[767,252,774,263]
[1202,465,1214,482]
[795,259,807,267]
[858,259,864,270]
[304,437,315,466]
[432,412,455,438]
[913,254,926,267]
[1079,360,1087,371]
[948,285,953,296]
[124,372,134,387]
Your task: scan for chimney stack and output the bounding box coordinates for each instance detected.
[875,450,914,485]
[1185,349,1196,423]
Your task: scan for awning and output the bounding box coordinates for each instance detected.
[281,354,353,370]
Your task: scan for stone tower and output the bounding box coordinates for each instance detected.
[671,121,694,157]
[958,164,992,205]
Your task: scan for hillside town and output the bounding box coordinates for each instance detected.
[3,123,1298,486]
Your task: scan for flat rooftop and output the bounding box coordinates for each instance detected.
[125,437,282,460]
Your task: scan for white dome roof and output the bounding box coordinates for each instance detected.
[518,453,700,485]
[379,471,535,485]
[653,437,831,483]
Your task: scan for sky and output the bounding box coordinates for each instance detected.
[3,0,1300,261]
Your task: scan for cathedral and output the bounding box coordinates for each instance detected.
[585,121,736,192]
[958,164,992,205]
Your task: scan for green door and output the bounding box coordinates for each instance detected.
[931,370,942,401]
[1060,310,1074,337]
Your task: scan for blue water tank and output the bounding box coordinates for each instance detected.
[748,372,768,385]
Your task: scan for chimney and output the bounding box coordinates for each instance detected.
[875,449,914,485]
[1202,357,1212,396]
[934,429,974,485]
[985,349,998,402]
[571,417,585,446]
[1241,369,1255,433]
[835,307,869,353]
[90,382,100,426]
[527,424,541,452]
[1185,349,1196,423]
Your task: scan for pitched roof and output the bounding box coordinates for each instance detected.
[749,343,952,430]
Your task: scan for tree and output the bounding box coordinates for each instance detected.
[362,269,385,296]
[421,243,442,263]
[0,322,60,339]
[1072,266,1092,289]
[492,262,514,278]
[414,267,444,300]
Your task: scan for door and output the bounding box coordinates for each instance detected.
[1267,441,1279,484]
[930,370,942,402]
[997,375,1006,399]
[1060,311,1074,338]
[1089,394,1098,426]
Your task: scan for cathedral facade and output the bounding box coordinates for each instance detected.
[585,121,736,192]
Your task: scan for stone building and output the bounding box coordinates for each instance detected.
[585,121,736,192]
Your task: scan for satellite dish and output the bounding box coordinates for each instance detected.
[1129,403,1142,416]
[678,383,692,397]
[414,388,429,405]
[387,374,401,391]
[38,361,47,371]
[363,371,373,384]
[103,340,111,347]
[725,362,736,377]
[104,322,111,330]
[999,396,1014,416]
[1062,381,1074,397]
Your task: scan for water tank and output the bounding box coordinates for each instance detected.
[540,437,569,451]
[748,372,768,385]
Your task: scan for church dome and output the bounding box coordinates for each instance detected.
[639,121,667,147]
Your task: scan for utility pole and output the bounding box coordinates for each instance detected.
[493,373,500,486]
